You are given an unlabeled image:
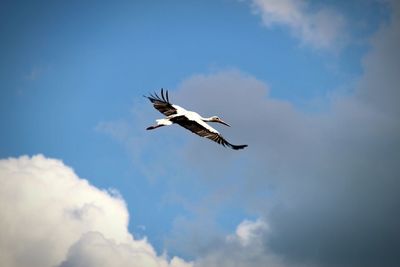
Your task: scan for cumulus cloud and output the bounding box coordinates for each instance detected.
[251,0,347,50]
[194,218,285,267]
[227,218,268,247]
[59,232,191,267]
[0,155,192,267]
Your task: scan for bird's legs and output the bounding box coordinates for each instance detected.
[146,118,172,130]
[146,124,164,130]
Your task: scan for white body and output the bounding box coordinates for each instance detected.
[155,104,220,134]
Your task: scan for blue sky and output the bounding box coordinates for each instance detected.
[1,1,399,267]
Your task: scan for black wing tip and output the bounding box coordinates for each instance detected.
[230,144,248,150]
[145,88,171,103]
[220,138,248,150]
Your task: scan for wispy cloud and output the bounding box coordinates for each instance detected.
[250,0,347,50]
[24,66,43,81]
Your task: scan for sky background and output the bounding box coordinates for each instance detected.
[1,1,399,267]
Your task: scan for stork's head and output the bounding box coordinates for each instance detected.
[210,116,230,127]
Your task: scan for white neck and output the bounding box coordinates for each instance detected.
[201,116,214,122]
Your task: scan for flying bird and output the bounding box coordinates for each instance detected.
[145,89,247,150]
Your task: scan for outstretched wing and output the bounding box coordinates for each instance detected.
[145,89,177,116]
[170,115,247,150]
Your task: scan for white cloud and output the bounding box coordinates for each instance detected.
[59,232,191,267]
[230,218,268,247]
[251,0,346,50]
[0,155,192,267]
[194,218,285,267]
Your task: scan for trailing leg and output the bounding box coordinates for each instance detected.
[146,118,172,130]
[146,125,164,130]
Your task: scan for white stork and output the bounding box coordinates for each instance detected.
[145,89,247,150]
